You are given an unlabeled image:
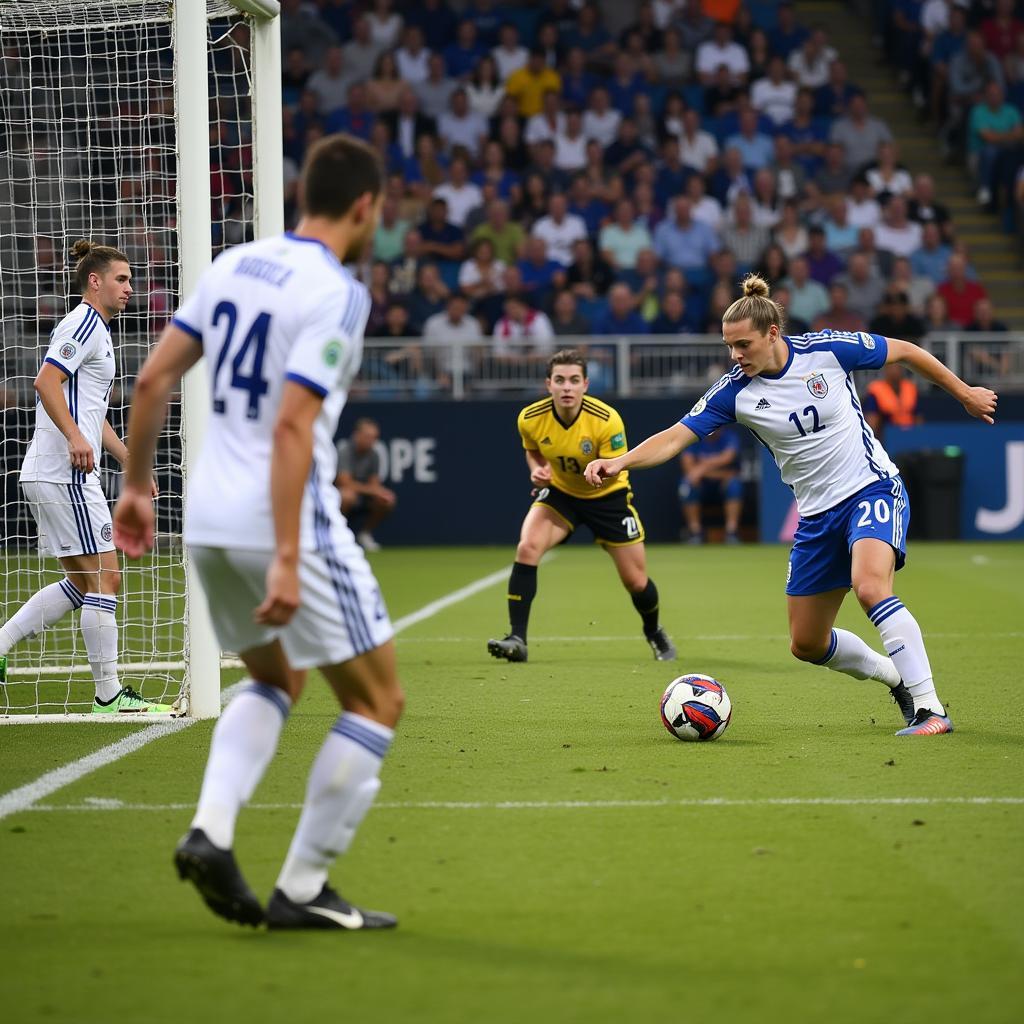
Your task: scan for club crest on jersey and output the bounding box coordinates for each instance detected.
[806,373,828,399]
[60,343,76,360]
[322,339,343,367]
[101,523,113,542]
[580,438,594,455]
[689,396,707,416]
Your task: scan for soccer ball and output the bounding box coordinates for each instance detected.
[659,674,732,742]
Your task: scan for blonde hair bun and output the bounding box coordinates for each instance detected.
[741,274,770,299]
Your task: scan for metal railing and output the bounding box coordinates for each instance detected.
[354,333,1024,401]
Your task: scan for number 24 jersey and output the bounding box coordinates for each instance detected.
[682,331,898,517]
[172,233,370,551]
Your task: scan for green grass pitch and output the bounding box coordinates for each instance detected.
[1,542,1022,1024]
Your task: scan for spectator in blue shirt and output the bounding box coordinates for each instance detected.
[405,0,458,53]
[592,283,649,335]
[517,235,566,301]
[650,290,699,334]
[655,140,694,209]
[319,0,354,42]
[562,4,615,68]
[567,174,609,237]
[604,118,652,187]
[815,60,861,119]
[653,196,721,289]
[560,47,598,109]
[466,0,503,47]
[769,2,809,59]
[324,82,376,139]
[444,20,488,79]
[909,222,953,284]
[783,87,828,176]
[419,198,466,264]
[928,6,969,123]
[607,52,643,116]
[725,108,776,172]
[679,427,744,545]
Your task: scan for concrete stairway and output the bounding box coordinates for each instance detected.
[800,0,1024,327]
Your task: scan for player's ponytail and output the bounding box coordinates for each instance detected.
[71,239,129,293]
[723,273,786,335]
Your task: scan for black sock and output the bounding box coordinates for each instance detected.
[631,579,660,636]
[508,562,537,642]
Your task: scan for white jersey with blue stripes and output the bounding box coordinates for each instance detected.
[681,330,898,516]
[21,302,116,485]
[172,233,370,551]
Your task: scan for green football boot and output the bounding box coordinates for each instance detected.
[92,685,173,714]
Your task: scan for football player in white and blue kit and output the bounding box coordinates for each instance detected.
[585,274,998,737]
[113,135,403,929]
[0,240,169,713]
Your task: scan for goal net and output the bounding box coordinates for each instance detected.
[0,0,268,719]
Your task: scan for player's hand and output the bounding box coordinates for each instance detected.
[530,464,552,488]
[113,485,155,558]
[584,458,620,487]
[962,385,998,424]
[68,432,95,475]
[255,555,301,626]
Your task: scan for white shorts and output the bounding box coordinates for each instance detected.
[21,477,115,558]
[190,541,394,670]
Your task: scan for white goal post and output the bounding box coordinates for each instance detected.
[0,0,283,720]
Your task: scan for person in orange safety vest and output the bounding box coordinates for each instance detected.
[864,361,922,441]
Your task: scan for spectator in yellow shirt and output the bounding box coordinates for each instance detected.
[506,49,562,118]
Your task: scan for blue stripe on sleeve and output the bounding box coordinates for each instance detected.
[284,371,329,397]
[44,357,72,377]
[171,316,203,344]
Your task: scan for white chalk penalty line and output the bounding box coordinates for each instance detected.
[0,564,512,822]
[18,795,1024,814]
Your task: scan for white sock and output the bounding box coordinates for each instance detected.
[276,712,393,903]
[0,578,84,655]
[191,681,291,849]
[815,627,901,687]
[80,593,121,702]
[868,597,945,716]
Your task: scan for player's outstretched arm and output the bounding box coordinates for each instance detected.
[584,422,698,487]
[885,337,998,423]
[254,381,322,627]
[113,325,202,558]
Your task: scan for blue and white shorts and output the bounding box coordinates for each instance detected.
[191,538,394,669]
[21,477,115,558]
[786,476,909,597]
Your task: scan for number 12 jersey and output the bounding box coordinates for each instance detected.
[681,331,899,516]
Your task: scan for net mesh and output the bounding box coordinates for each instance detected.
[0,1,253,715]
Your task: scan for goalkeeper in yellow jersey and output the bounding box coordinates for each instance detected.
[487,349,676,664]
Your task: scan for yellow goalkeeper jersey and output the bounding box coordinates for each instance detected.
[517,395,630,500]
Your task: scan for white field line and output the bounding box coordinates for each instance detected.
[0,564,513,820]
[395,631,1024,643]
[0,721,193,821]
[17,795,1024,814]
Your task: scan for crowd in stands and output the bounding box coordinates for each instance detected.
[875,0,1024,231]
[278,0,1014,371]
